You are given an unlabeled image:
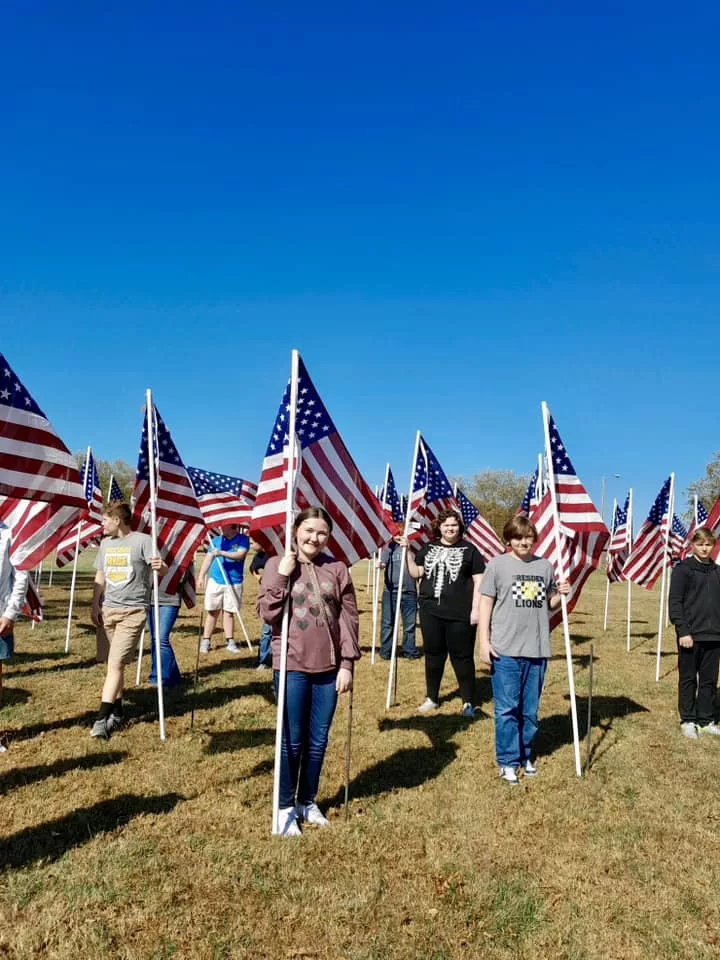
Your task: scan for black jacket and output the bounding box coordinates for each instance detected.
[668,558,720,641]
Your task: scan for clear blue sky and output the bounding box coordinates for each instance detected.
[2,1,719,523]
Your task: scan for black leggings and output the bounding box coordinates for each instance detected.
[419,611,476,705]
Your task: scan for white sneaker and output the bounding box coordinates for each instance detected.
[417,697,439,714]
[277,806,301,838]
[255,662,270,672]
[698,722,720,737]
[524,760,538,776]
[499,765,519,785]
[296,801,330,828]
[681,722,699,740]
[200,638,211,654]
[225,640,241,654]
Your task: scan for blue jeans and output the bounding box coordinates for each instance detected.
[380,588,418,658]
[491,656,547,767]
[258,623,272,666]
[148,605,183,688]
[273,670,338,808]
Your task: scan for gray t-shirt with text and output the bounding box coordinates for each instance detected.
[481,553,557,658]
[94,532,154,609]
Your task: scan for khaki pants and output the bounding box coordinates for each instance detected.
[102,607,147,665]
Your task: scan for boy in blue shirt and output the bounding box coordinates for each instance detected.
[198,522,249,653]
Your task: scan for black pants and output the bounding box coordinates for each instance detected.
[419,610,475,705]
[677,640,720,725]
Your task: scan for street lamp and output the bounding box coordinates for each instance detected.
[600,474,621,526]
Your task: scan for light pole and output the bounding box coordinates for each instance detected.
[600,474,621,526]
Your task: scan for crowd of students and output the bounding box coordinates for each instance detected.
[1,504,719,832]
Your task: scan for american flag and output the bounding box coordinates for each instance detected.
[250,354,392,563]
[132,401,206,594]
[455,487,505,561]
[622,476,672,588]
[606,494,630,583]
[187,467,257,528]
[0,353,86,509]
[680,499,708,559]
[518,465,540,515]
[0,497,86,571]
[407,435,458,543]
[529,413,609,629]
[55,449,105,568]
[669,514,688,561]
[379,466,404,526]
[108,475,124,503]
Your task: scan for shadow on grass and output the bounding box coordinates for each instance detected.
[125,680,276,724]
[203,727,275,755]
[322,712,481,805]
[536,695,649,759]
[9,657,98,678]
[550,654,594,670]
[1,792,184,871]
[0,686,31,707]
[0,751,128,795]
[6,709,99,742]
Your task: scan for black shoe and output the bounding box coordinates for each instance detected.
[379,654,392,661]
[403,651,422,660]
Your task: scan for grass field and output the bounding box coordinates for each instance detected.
[0,555,718,959]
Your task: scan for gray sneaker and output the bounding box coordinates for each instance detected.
[200,638,211,654]
[90,717,113,740]
[226,640,241,654]
[681,722,699,740]
[417,697,439,714]
[698,722,720,737]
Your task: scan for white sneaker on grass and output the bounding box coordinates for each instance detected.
[417,697,439,714]
[296,801,330,828]
[681,722,699,740]
[523,760,537,776]
[200,638,211,654]
[277,806,302,838]
[499,765,519,785]
[697,722,720,737]
[225,640,241,654]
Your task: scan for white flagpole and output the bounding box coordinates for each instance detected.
[695,494,699,529]
[272,349,300,835]
[626,488,633,653]
[64,444,91,653]
[655,473,674,683]
[371,465,391,665]
[205,532,253,650]
[603,498,616,632]
[146,391,166,741]
[541,402,582,777]
[386,431,421,711]
[107,474,115,503]
[135,626,146,686]
[48,554,54,587]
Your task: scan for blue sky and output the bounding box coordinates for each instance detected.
[2,1,719,523]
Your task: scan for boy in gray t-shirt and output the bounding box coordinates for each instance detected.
[479,515,569,785]
[90,503,166,740]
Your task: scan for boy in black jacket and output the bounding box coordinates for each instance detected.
[668,527,720,739]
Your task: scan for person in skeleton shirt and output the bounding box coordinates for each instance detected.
[403,509,485,718]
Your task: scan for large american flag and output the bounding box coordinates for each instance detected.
[455,487,505,561]
[622,477,672,588]
[407,435,458,543]
[187,467,257,528]
[529,414,609,629]
[55,449,105,568]
[606,493,630,583]
[250,355,392,563]
[379,466,404,526]
[0,353,86,509]
[132,402,206,594]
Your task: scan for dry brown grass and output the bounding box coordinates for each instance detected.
[0,557,719,959]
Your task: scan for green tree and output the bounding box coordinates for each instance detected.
[684,452,720,522]
[73,452,135,502]
[453,469,530,536]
